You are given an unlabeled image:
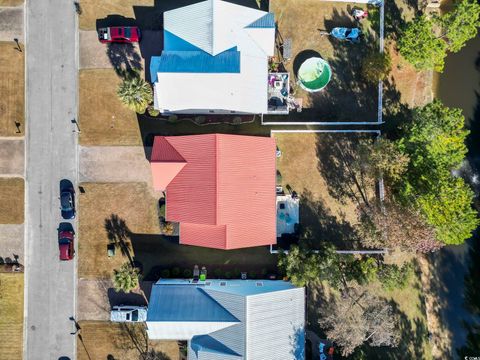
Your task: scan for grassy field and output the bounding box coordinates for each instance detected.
[78,182,159,278]
[274,132,375,249]
[268,0,378,122]
[0,178,24,224]
[78,182,278,280]
[0,273,24,360]
[79,0,153,30]
[0,42,24,137]
[0,0,23,5]
[77,321,179,360]
[79,69,141,146]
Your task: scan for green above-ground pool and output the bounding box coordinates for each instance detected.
[297,57,332,92]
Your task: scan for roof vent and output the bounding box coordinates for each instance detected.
[256,282,264,287]
[220,281,227,286]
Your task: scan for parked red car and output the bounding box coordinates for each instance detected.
[58,230,75,261]
[98,26,141,43]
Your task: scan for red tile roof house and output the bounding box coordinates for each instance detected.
[150,134,277,250]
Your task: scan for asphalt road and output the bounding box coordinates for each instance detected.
[24,0,78,359]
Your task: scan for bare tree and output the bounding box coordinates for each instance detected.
[319,288,400,356]
[358,201,443,253]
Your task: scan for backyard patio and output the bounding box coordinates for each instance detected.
[266,0,380,123]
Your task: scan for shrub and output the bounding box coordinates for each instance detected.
[167,115,178,123]
[195,116,206,124]
[232,117,242,125]
[213,268,222,278]
[183,268,193,278]
[233,268,241,278]
[171,267,180,277]
[361,51,392,83]
[224,271,232,279]
[378,263,414,291]
[261,268,268,277]
[276,170,282,184]
[160,269,170,278]
[249,271,257,279]
[160,221,175,235]
[158,202,166,218]
[148,106,160,117]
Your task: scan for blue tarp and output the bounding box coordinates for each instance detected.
[330,27,361,41]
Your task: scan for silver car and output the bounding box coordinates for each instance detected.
[110,305,147,322]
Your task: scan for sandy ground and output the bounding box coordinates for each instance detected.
[0,139,23,176]
[0,6,23,41]
[79,146,152,184]
[0,224,23,265]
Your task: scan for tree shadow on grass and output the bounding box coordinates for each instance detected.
[105,214,134,266]
[300,190,361,250]
[315,133,375,208]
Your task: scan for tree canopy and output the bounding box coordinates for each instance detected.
[396,100,478,244]
[398,15,447,72]
[117,75,153,114]
[398,0,480,71]
[112,262,140,293]
[441,0,480,52]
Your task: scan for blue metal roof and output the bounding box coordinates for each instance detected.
[147,285,240,322]
[164,30,204,52]
[150,49,240,80]
[246,13,275,28]
[191,335,241,357]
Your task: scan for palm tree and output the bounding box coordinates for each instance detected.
[117,75,153,114]
[112,262,149,304]
[112,262,139,293]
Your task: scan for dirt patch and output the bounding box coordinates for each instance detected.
[0,42,24,136]
[0,139,24,175]
[79,69,142,146]
[388,42,434,108]
[78,182,160,278]
[77,321,179,360]
[0,273,23,360]
[0,178,23,224]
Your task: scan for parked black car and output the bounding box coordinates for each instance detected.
[60,186,75,219]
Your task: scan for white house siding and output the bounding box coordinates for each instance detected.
[246,288,305,360]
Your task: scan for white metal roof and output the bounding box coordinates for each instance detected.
[155,0,275,114]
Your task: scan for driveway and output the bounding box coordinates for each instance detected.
[0,138,24,176]
[0,6,23,41]
[0,224,23,265]
[80,30,142,69]
[80,146,152,184]
[78,279,151,321]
